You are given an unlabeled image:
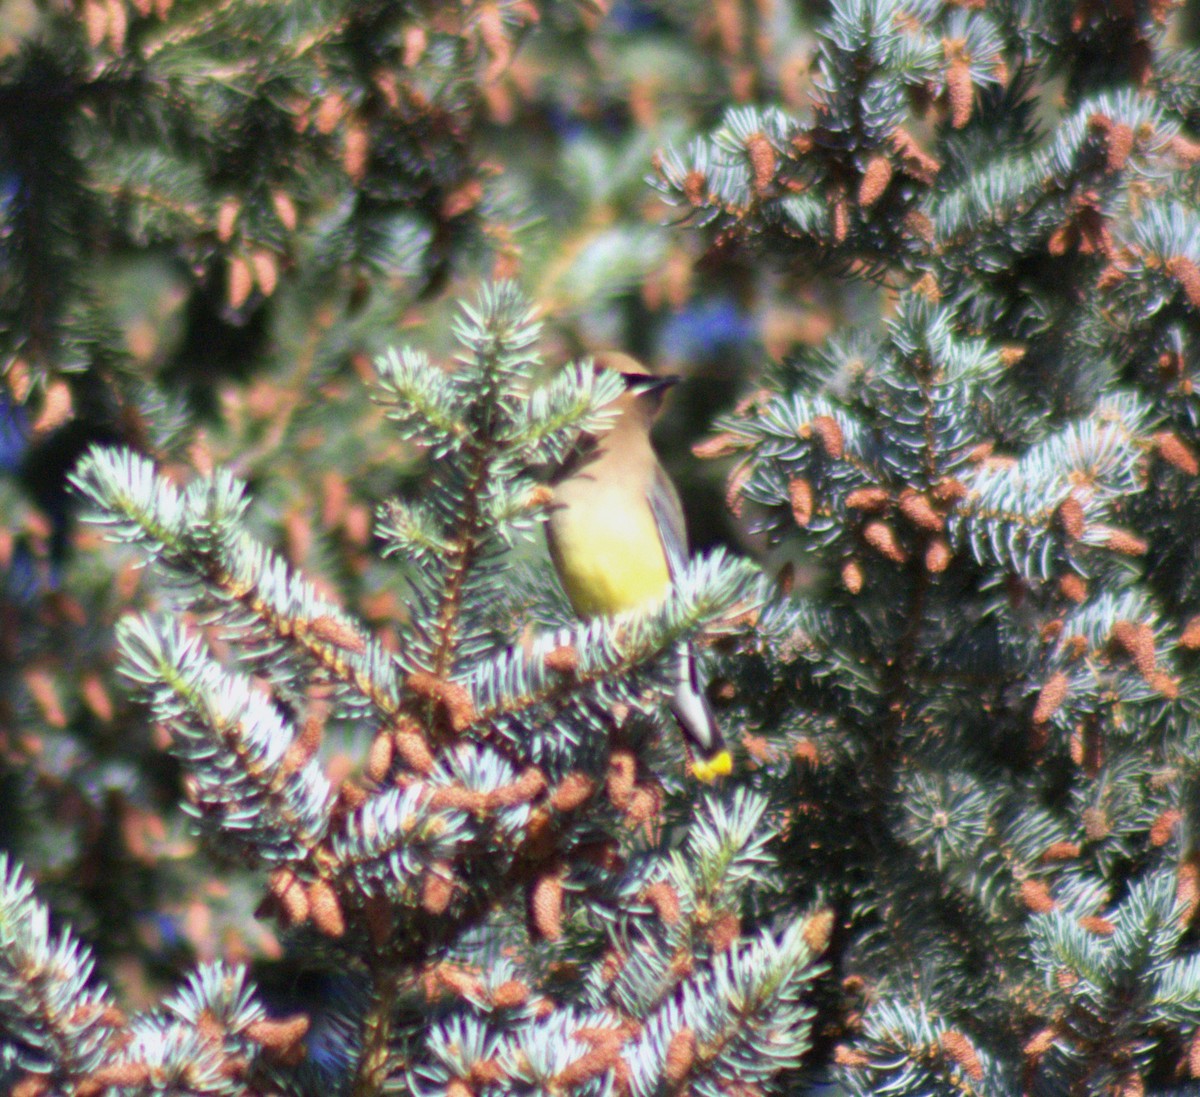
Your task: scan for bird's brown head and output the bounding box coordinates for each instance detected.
[592,351,680,425]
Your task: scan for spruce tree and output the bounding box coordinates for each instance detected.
[655,1,1200,1093]
[4,1,1200,1096]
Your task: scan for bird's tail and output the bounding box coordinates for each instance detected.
[670,643,731,783]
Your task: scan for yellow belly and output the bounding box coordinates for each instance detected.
[549,492,671,618]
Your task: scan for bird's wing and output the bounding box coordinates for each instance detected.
[647,463,689,578]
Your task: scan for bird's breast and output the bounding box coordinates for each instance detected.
[548,481,671,618]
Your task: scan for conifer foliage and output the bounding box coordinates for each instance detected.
[0,0,602,986]
[3,0,1200,1095]
[0,284,823,1095]
[657,0,1200,1094]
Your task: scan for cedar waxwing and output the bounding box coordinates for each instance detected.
[546,352,732,783]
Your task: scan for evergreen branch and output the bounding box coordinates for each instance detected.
[377,497,459,567]
[330,784,472,897]
[604,791,786,1020]
[466,551,763,758]
[682,923,820,1085]
[374,347,467,452]
[69,444,188,560]
[140,0,288,62]
[934,89,1172,253]
[499,1006,631,1093]
[1153,954,1200,1021]
[71,446,402,718]
[0,899,299,1096]
[201,538,403,717]
[375,283,621,682]
[428,434,494,681]
[503,361,624,466]
[0,855,118,1080]
[842,1000,996,1097]
[401,284,544,680]
[128,964,289,1094]
[682,788,776,898]
[949,394,1148,580]
[352,970,401,1097]
[89,146,211,239]
[117,614,333,864]
[93,179,208,233]
[1026,873,1191,1093]
[163,963,268,1037]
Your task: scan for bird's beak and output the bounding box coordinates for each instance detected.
[625,373,681,394]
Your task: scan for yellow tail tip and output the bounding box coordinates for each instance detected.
[692,750,733,783]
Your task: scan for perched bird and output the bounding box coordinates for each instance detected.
[546,352,731,783]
